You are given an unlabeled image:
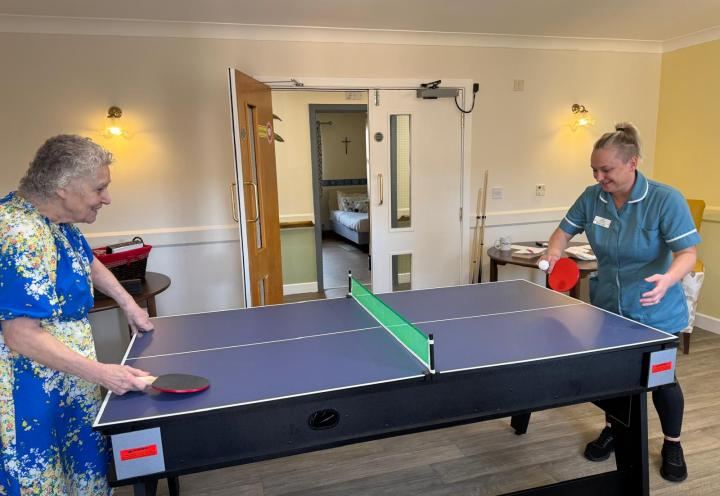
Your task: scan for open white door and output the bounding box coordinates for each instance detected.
[368,90,465,293]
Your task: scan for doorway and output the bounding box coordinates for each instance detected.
[309,104,370,296]
[239,77,472,304]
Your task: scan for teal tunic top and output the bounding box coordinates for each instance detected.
[559,172,700,333]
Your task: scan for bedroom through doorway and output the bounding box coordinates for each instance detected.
[310,103,371,297]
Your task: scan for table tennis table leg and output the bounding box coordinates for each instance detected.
[489,260,501,282]
[569,284,581,299]
[511,413,531,435]
[167,476,180,496]
[610,393,650,496]
[132,479,157,496]
[132,477,179,496]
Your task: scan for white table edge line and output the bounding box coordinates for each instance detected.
[94,332,139,428]
[440,336,678,374]
[523,279,677,338]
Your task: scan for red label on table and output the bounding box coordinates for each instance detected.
[120,444,158,461]
[651,361,673,374]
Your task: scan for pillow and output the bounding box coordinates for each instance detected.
[336,191,368,210]
[340,197,356,212]
[352,199,369,213]
[339,197,369,213]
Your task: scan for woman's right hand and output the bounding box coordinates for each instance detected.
[539,253,562,273]
[96,363,151,395]
[539,228,574,273]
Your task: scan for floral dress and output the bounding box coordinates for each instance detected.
[0,192,111,495]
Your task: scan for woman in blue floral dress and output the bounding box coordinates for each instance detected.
[0,135,155,495]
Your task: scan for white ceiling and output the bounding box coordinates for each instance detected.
[1,0,720,42]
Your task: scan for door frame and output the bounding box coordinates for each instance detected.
[256,76,474,289]
[308,103,368,292]
[228,70,251,307]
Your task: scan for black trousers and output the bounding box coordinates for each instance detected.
[606,379,684,438]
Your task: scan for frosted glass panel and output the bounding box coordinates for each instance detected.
[392,253,412,292]
[390,115,411,229]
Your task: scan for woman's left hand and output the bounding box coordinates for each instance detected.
[640,273,672,306]
[124,303,154,333]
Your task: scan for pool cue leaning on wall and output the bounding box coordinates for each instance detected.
[470,170,489,283]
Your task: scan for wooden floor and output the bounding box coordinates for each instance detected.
[115,328,720,496]
[321,236,371,290]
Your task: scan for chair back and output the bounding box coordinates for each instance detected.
[686,199,706,272]
[686,199,706,231]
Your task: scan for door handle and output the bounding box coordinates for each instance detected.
[230,183,239,222]
[244,181,260,222]
[377,173,384,206]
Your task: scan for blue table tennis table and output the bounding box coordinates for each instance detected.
[94,279,678,496]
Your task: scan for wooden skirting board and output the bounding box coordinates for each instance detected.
[280,220,315,229]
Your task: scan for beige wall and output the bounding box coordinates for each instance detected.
[317,112,366,180]
[0,32,664,324]
[271,90,367,222]
[654,39,720,324]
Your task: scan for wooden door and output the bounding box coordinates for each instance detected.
[229,69,283,306]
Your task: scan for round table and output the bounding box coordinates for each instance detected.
[90,272,171,317]
[487,241,597,298]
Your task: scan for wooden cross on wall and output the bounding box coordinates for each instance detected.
[341,137,351,154]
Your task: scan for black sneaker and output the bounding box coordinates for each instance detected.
[584,426,615,461]
[661,440,688,482]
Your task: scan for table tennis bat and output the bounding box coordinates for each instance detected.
[140,373,210,394]
[548,257,580,293]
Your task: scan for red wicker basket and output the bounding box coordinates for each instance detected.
[93,244,152,281]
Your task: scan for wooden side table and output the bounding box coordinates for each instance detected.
[90,272,171,318]
[487,242,597,299]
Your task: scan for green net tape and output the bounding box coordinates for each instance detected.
[351,278,430,368]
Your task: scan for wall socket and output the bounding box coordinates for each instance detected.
[491,187,504,200]
[535,184,546,196]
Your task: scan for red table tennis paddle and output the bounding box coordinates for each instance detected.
[548,257,580,293]
[141,373,210,394]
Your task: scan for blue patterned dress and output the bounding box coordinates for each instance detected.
[0,192,111,495]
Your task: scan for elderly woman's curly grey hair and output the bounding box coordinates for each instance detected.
[18,135,113,200]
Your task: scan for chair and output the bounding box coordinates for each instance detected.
[680,199,705,354]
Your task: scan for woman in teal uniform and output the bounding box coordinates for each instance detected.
[541,123,699,482]
[0,135,153,495]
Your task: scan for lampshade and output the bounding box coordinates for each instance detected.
[571,104,595,130]
[103,106,129,138]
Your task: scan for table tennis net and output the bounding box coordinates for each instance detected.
[350,278,431,370]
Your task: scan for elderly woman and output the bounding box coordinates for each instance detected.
[0,135,153,495]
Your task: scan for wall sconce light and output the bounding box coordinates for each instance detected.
[103,106,129,138]
[571,104,595,131]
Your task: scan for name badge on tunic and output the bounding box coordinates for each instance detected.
[593,216,611,228]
